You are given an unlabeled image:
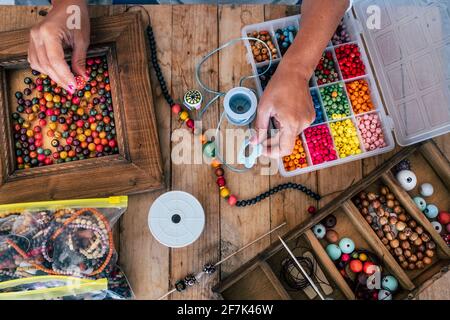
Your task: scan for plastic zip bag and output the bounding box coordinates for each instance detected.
[0,196,133,300]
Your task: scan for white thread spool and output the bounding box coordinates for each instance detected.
[223,87,257,126]
[148,191,205,248]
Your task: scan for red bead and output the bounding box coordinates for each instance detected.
[171,104,182,114]
[217,176,226,187]
[350,259,363,273]
[341,253,350,262]
[186,119,195,129]
[228,195,237,206]
[307,206,316,214]
[438,211,450,225]
[363,261,376,275]
[215,167,224,177]
[75,75,86,90]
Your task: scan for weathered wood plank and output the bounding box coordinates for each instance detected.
[119,5,171,300]
[218,4,271,279]
[170,5,221,300]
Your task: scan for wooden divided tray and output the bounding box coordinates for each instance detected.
[213,140,449,300]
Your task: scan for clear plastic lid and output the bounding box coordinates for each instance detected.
[353,0,450,145]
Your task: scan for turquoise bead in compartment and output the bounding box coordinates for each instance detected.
[311,89,325,125]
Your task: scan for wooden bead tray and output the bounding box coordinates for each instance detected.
[0,13,164,203]
[213,140,449,300]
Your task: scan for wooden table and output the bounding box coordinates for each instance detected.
[1,5,449,300]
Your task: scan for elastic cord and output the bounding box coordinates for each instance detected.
[196,37,274,172]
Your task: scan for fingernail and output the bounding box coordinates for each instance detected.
[67,84,75,95]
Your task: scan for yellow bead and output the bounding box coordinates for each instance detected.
[32,104,40,113]
[99,131,107,139]
[76,128,84,135]
[53,95,61,103]
[84,91,92,99]
[60,151,68,159]
[23,122,31,129]
[77,108,84,116]
[49,123,57,130]
[220,187,230,198]
[84,129,92,137]
[44,93,53,102]
[88,143,96,152]
[26,130,34,137]
[90,123,97,131]
[78,134,86,142]
[179,111,189,121]
[54,131,62,139]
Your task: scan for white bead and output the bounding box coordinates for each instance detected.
[432,221,443,234]
[396,170,417,191]
[419,183,434,197]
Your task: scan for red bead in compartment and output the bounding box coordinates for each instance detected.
[335,44,366,80]
[304,124,337,165]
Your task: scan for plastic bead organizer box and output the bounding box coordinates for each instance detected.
[242,2,449,177]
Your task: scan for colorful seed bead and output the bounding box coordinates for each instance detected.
[356,113,386,151]
[314,50,340,85]
[330,119,362,158]
[248,30,278,63]
[283,136,308,172]
[335,44,366,79]
[257,62,279,91]
[311,90,325,125]
[331,20,352,45]
[319,83,351,120]
[346,79,374,114]
[304,124,337,165]
[11,56,118,169]
[275,25,297,55]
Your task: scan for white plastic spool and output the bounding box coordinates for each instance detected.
[148,191,205,248]
[223,87,258,126]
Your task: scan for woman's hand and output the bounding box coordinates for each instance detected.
[28,0,90,93]
[253,62,315,158]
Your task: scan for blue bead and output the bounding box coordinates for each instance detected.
[313,223,326,239]
[413,196,427,211]
[326,244,341,261]
[289,32,294,43]
[339,237,355,254]
[288,25,295,31]
[382,275,398,292]
[424,204,439,219]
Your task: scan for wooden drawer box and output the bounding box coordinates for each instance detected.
[213,141,449,300]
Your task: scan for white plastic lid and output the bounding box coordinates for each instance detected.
[148,191,205,248]
[353,0,450,145]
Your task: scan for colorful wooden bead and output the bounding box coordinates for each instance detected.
[419,183,434,197]
[396,170,417,191]
[349,259,363,273]
[413,196,426,211]
[325,229,339,243]
[335,43,366,79]
[356,113,387,151]
[424,204,439,219]
[313,224,326,239]
[304,124,337,165]
[248,30,278,63]
[339,237,355,254]
[381,275,398,292]
[319,83,351,119]
[326,244,342,261]
[322,214,337,228]
[330,119,362,158]
[378,289,392,300]
[314,50,340,85]
[438,211,450,225]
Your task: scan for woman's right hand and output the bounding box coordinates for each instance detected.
[28,0,90,94]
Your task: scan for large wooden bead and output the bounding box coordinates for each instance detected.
[325,229,339,243]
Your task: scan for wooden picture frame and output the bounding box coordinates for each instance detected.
[0,13,164,203]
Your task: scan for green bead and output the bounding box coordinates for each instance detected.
[203,141,216,158]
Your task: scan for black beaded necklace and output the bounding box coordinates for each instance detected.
[145,20,321,207]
